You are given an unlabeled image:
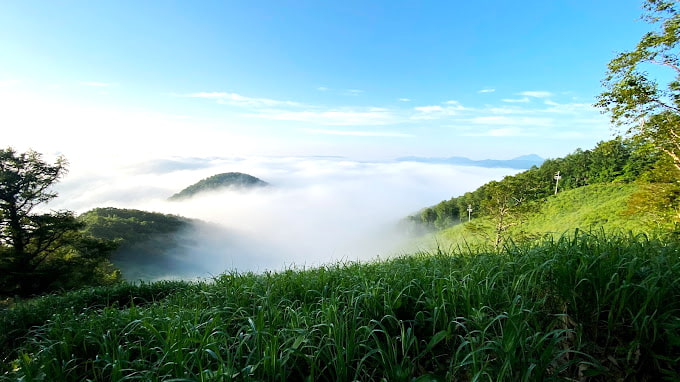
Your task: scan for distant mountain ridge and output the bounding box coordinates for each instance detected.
[396,154,544,169]
[170,172,269,200]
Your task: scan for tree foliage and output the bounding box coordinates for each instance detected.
[0,148,120,296]
[79,207,198,280]
[80,207,189,247]
[596,0,680,172]
[411,138,666,233]
[169,172,269,200]
[465,178,538,249]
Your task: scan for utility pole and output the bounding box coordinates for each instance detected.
[467,204,473,222]
[554,171,561,195]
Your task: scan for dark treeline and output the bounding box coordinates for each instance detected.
[413,138,673,230]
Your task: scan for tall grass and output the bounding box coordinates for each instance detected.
[2,231,679,380]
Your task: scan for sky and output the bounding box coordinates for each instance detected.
[0,1,658,275]
[0,0,653,163]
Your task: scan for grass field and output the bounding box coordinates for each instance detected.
[2,231,679,381]
[424,183,671,251]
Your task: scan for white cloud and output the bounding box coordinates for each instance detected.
[252,109,394,126]
[519,91,553,98]
[502,97,530,103]
[462,127,533,137]
[543,102,594,113]
[344,89,364,96]
[317,86,329,91]
[0,90,271,163]
[487,107,529,115]
[186,91,303,107]
[302,128,414,137]
[468,116,553,127]
[0,83,611,173]
[411,101,467,120]
[478,88,496,93]
[186,91,229,98]
[398,98,411,102]
[414,105,443,113]
[444,100,465,109]
[487,127,529,136]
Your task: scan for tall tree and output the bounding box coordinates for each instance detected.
[596,0,680,173]
[0,148,119,296]
[466,178,536,250]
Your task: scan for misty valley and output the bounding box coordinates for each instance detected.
[74,165,476,281]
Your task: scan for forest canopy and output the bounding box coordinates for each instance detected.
[169,172,269,200]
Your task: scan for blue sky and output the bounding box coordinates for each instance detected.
[0,1,652,162]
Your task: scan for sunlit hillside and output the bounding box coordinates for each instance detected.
[427,182,671,250]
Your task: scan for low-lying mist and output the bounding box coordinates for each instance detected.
[52,156,519,279]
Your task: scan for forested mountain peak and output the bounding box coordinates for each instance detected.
[169,172,269,200]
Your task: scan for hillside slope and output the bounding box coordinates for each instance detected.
[430,183,667,248]
[80,208,195,280]
[169,172,269,200]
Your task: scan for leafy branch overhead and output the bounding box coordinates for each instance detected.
[597,0,680,172]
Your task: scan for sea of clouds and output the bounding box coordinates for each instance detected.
[49,156,519,278]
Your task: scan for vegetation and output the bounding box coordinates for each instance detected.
[411,0,680,249]
[596,0,680,173]
[0,148,120,297]
[431,183,668,250]
[0,281,194,366]
[2,232,679,380]
[169,172,269,200]
[80,208,194,280]
[412,138,679,248]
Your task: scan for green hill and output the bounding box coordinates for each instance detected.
[169,172,269,200]
[427,182,676,249]
[79,208,195,280]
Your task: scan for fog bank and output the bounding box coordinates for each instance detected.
[51,156,519,277]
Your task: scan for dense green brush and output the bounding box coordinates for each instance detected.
[2,231,679,381]
[432,183,674,250]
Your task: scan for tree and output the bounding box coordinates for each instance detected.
[596,0,680,173]
[0,148,120,296]
[466,178,537,250]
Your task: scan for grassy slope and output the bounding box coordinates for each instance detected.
[427,183,649,250]
[519,183,642,234]
[2,233,680,380]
